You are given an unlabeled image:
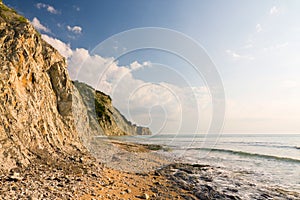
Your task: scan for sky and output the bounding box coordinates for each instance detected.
[4,0,300,134]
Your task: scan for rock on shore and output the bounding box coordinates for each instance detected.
[157,163,300,200]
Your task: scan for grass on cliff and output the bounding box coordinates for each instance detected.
[0,2,28,24]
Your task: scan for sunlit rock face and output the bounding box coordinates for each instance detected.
[0,1,151,172]
[0,2,87,171]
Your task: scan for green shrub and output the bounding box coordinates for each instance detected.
[0,4,10,12]
[17,16,27,23]
[95,99,105,118]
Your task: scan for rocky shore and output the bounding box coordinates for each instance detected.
[1,139,299,200]
[0,140,195,200]
[157,163,300,200]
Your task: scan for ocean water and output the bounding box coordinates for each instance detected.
[122,134,300,192]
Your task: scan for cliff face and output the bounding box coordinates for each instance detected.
[74,81,152,136]
[0,2,89,171]
[0,2,151,172]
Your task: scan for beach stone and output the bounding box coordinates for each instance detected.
[195,191,210,200]
[175,171,190,181]
[8,172,23,181]
[142,193,149,199]
[125,188,131,193]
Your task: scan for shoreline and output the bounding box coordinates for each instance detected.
[93,138,300,199]
[85,138,300,199]
[0,139,299,199]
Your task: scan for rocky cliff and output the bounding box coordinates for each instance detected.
[74,81,152,136]
[0,2,150,172]
[0,2,90,172]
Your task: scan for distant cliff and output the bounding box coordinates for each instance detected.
[74,81,152,136]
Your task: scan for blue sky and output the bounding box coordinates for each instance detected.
[5,0,300,133]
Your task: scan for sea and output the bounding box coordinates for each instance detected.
[120,133,300,192]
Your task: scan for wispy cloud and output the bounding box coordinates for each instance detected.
[226,49,254,61]
[256,24,262,33]
[73,5,80,11]
[67,25,82,34]
[36,3,59,14]
[269,6,279,15]
[31,17,50,33]
[263,42,289,52]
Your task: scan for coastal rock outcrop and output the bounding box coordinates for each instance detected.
[74,81,152,136]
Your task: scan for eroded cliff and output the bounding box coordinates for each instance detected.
[0,2,88,171]
[74,81,152,136]
[0,2,151,172]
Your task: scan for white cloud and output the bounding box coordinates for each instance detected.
[142,61,151,67]
[130,61,142,70]
[129,61,151,70]
[256,23,262,33]
[226,49,254,61]
[41,34,73,58]
[67,25,82,34]
[41,34,212,133]
[47,6,56,14]
[36,3,58,14]
[31,17,50,33]
[270,6,279,15]
[226,50,241,59]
